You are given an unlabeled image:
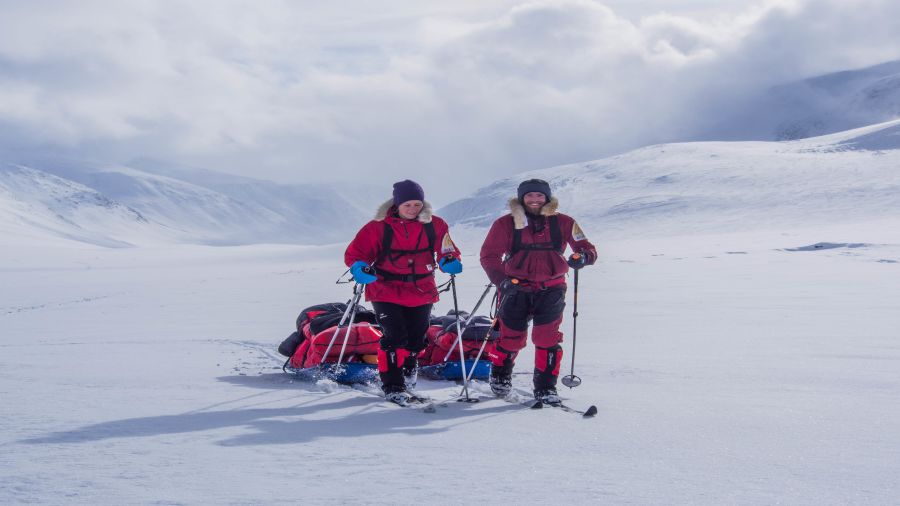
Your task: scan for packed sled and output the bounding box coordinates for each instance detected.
[277,302,497,386]
[278,300,381,384]
[418,311,497,381]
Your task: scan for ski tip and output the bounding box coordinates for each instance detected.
[530,401,544,409]
[582,405,598,417]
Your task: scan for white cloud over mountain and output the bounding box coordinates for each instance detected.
[2,0,899,203]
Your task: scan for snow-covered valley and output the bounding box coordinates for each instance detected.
[3,121,900,504]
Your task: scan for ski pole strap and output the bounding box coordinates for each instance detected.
[335,267,354,284]
[436,278,453,293]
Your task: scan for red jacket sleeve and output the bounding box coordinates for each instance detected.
[432,217,461,262]
[479,216,512,285]
[344,220,381,267]
[562,216,597,264]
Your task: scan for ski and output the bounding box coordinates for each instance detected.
[493,387,596,417]
[385,393,440,413]
[531,400,598,418]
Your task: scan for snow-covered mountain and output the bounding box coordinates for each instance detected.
[0,164,168,247]
[700,60,900,141]
[6,118,900,248]
[440,119,900,239]
[0,159,375,246]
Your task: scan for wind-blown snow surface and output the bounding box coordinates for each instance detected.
[3,124,900,504]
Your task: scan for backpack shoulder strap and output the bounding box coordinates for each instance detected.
[376,222,393,265]
[510,215,523,256]
[424,221,436,255]
[511,228,522,256]
[549,215,563,253]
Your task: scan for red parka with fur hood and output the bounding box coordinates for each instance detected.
[480,197,596,286]
[345,200,461,307]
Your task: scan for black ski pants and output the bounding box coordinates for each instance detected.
[371,301,432,353]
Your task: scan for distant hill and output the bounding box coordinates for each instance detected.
[0,164,162,247]
[5,119,900,247]
[440,119,900,239]
[0,159,377,246]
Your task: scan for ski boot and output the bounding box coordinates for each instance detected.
[384,385,412,406]
[401,353,418,391]
[533,387,562,406]
[489,369,512,397]
[488,345,517,397]
[533,345,563,405]
[378,347,410,402]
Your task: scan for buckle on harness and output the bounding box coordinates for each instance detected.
[379,271,434,283]
[509,276,563,290]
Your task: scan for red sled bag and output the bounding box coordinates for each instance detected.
[420,311,498,366]
[283,302,379,368]
[300,323,382,368]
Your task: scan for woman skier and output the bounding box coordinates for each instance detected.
[345,180,462,404]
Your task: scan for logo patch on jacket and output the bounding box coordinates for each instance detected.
[441,234,457,254]
[572,221,587,242]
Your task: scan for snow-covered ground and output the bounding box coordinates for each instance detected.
[3,122,900,504]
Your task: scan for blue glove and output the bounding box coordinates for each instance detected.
[439,256,463,275]
[350,261,377,284]
[567,252,587,270]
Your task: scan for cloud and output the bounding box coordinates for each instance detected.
[1,0,899,203]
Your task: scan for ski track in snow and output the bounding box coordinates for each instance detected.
[2,293,121,315]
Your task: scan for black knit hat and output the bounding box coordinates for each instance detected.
[517,178,551,203]
[392,179,425,206]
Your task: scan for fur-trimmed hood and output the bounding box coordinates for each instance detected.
[374,199,433,223]
[508,196,559,229]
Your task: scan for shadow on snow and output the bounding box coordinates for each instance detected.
[21,374,516,447]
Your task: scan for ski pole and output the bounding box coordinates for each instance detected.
[459,283,515,389]
[441,283,494,362]
[561,262,583,388]
[449,274,474,401]
[320,284,363,364]
[462,311,498,387]
[335,287,362,366]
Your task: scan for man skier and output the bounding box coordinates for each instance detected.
[479,178,597,404]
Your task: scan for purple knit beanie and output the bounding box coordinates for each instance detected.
[392,179,425,206]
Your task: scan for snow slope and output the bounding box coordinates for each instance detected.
[1,158,374,246]
[440,119,900,239]
[0,164,167,247]
[3,122,900,504]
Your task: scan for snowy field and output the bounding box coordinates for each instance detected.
[3,220,900,505]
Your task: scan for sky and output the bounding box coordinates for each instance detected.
[2,0,900,205]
